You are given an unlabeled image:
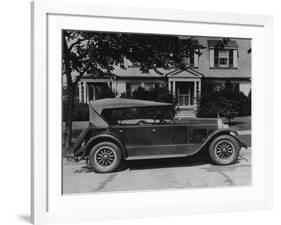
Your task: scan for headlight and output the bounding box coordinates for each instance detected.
[230,131,238,136]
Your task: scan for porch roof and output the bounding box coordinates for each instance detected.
[167,69,204,78]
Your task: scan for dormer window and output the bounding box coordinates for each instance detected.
[183,51,199,68]
[216,50,229,67]
[208,40,238,68]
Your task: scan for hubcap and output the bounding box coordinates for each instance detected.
[94,146,116,168]
[214,140,234,160]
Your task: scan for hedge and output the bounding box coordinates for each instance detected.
[63,101,89,121]
[196,81,251,120]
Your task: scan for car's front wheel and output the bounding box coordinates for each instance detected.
[89,142,122,173]
[209,135,240,165]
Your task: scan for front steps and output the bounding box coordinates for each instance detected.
[175,109,196,118]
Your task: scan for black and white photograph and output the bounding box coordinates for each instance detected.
[62,30,251,194]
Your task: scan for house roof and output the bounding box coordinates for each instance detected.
[167,69,204,78]
[196,37,251,79]
[79,38,251,81]
[207,40,238,49]
[113,63,167,79]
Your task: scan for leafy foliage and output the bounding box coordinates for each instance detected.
[62,30,204,147]
[197,81,251,122]
[63,101,89,121]
[63,31,205,84]
[121,86,176,104]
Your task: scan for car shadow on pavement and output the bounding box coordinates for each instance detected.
[125,155,209,171]
[70,150,247,173]
[71,153,210,173]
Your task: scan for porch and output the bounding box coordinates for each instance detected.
[78,78,112,103]
[168,69,203,111]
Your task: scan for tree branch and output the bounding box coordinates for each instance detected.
[73,66,90,87]
[68,38,88,51]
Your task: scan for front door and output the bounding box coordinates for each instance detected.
[176,82,194,108]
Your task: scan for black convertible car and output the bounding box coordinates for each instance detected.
[72,98,246,173]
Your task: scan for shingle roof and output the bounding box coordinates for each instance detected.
[80,38,250,81]
[167,69,204,78]
[207,40,238,48]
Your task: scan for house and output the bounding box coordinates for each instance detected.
[77,37,251,114]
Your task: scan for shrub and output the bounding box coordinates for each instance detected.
[121,86,176,104]
[63,101,89,121]
[196,81,251,120]
[97,86,117,99]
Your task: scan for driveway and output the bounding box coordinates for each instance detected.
[63,147,251,194]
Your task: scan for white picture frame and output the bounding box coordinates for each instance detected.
[31,1,273,224]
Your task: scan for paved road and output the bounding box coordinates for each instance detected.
[63,147,251,194]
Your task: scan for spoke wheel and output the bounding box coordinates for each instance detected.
[214,140,234,160]
[209,135,240,165]
[94,147,116,168]
[89,142,122,173]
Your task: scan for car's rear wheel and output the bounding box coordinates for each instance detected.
[209,135,240,165]
[89,142,122,173]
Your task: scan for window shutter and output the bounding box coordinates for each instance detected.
[233,50,238,67]
[190,50,194,67]
[210,49,214,67]
[214,49,219,67]
[194,52,198,67]
[229,50,233,67]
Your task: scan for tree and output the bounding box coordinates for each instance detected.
[63,30,204,148]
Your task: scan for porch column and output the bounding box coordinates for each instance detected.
[193,81,197,106]
[172,81,176,97]
[168,80,171,92]
[83,81,87,103]
[86,83,90,103]
[93,85,96,101]
[78,82,82,102]
[198,80,201,97]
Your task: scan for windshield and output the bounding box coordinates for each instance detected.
[101,106,175,126]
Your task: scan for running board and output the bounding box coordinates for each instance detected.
[126,154,188,160]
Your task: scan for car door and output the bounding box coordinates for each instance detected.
[114,125,152,147]
[112,124,174,158]
[169,124,205,157]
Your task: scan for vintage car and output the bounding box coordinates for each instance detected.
[72,98,246,173]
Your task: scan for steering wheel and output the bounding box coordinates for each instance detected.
[137,120,147,125]
[159,119,168,124]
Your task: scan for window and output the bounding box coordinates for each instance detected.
[234,83,240,93]
[144,82,154,90]
[208,39,238,68]
[101,107,174,126]
[212,49,237,68]
[182,51,198,68]
[215,50,228,67]
[131,83,142,92]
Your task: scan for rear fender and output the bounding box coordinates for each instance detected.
[198,128,245,152]
[83,133,127,159]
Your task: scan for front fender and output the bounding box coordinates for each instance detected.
[199,128,246,152]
